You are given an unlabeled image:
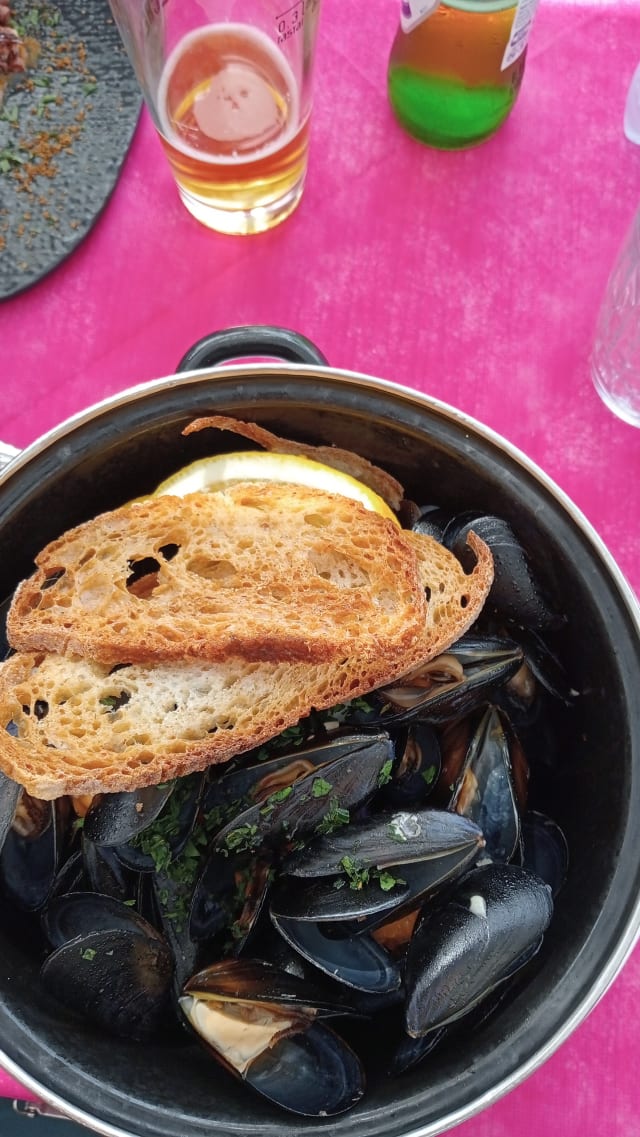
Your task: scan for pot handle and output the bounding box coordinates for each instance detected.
[0,441,19,472]
[176,325,329,373]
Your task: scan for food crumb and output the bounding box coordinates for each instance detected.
[0,0,97,258]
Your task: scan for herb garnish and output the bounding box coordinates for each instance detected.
[335,855,404,892]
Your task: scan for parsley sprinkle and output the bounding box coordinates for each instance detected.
[311,777,332,798]
[376,759,394,788]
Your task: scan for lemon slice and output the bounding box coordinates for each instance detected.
[152,451,398,522]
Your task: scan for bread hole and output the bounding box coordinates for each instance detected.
[34,699,49,720]
[78,548,96,567]
[268,584,291,602]
[375,589,400,614]
[126,556,161,599]
[99,690,131,713]
[308,550,370,589]
[159,543,180,561]
[303,511,331,529]
[186,555,237,583]
[40,569,65,591]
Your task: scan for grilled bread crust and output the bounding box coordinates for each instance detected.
[7,484,427,666]
[0,531,493,798]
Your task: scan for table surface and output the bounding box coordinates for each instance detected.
[1,0,640,1134]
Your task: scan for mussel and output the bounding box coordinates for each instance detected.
[404,863,554,1035]
[180,959,365,1116]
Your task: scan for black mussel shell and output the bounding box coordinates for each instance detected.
[113,773,203,873]
[48,848,86,902]
[245,1020,365,1116]
[270,914,402,994]
[410,505,451,542]
[443,514,561,631]
[449,705,523,864]
[180,984,365,1117]
[214,735,395,856]
[184,957,356,1017]
[283,808,484,878]
[0,772,22,856]
[378,636,524,726]
[520,811,569,897]
[404,863,553,1036]
[42,890,163,950]
[189,848,242,943]
[203,733,376,817]
[40,927,173,1040]
[378,723,441,809]
[270,872,409,925]
[83,782,175,846]
[82,837,136,902]
[0,794,70,913]
[272,839,481,936]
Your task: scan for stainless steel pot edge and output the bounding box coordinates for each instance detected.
[1,360,640,1137]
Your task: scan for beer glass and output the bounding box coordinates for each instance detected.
[590,204,640,427]
[108,0,322,235]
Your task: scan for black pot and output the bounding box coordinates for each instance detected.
[1,326,639,1137]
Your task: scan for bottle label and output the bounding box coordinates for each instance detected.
[501,0,541,71]
[400,0,440,33]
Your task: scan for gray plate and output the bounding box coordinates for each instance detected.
[0,0,141,300]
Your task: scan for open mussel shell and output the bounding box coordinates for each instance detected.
[184,957,356,1016]
[189,849,273,955]
[271,839,482,937]
[443,514,561,631]
[40,926,173,1041]
[214,734,395,855]
[269,914,403,995]
[0,771,23,856]
[447,704,524,864]
[283,808,485,877]
[377,722,441,809]
[203,733,377,816]
[270,872,409,924]
[0,793,70,913]
[180,987,365,1117]
[181,958,365,1116]
[112,773,204,873]
[42,890,164,951]
[520,811,569,898]
[82,836,136,903]
[377,635,525,725]
[404,863,554,1036]
[83,782,175,846]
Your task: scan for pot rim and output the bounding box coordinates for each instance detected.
[1,358,640,1137]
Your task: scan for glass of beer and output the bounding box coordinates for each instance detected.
[108,0,322,235]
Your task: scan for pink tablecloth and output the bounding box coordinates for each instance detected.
[1,0,640,1132]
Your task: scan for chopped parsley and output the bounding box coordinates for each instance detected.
[315,797,350,835]
[311,777,333,798]
[376,759,394,788]
[335,856,404,893]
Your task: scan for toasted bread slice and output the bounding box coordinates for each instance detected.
[0,533,493,798]
[7,484,427,667]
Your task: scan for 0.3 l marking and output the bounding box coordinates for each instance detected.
[276,0,305,43]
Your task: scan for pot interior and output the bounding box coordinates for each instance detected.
[0,365,639,1137]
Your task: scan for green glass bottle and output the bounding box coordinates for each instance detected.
[387,0,538,150]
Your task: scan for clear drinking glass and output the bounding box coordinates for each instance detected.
[590,205,640,427]
[108,0,322,235]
